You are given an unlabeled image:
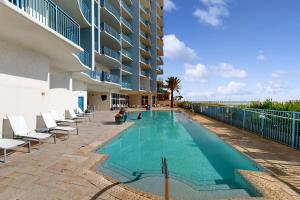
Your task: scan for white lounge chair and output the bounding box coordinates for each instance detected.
[76,108,93,118]
[0,131,31,163]
[66,109,89,121]
[51,110,76,124]
[7,116,56,149]
[41,112,78,135]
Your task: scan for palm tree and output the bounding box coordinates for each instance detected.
[166,77,181,108]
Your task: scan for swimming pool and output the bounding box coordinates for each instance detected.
[97,111,261,200]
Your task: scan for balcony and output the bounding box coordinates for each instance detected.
[157,77,164,82]
[140,31,150,45]
[121,33,133,47]
[140,57,151,69]
[100,22,120,48]
[103,71,120,84]
[121,17,133,33]
[157,36,163,46]
[95,46,121,69]
[140,70,150,78]
[157,56,163,65]
[140,44,151,58]
[2,0,86,71]
[76,51,91,68]
[140,18,150,33]
[157,24,163,36]
[140,3,150,20]
[156,66,163,75]
[140,85,147,91]
[157,45,163,56]
[100,0,120,27]
[79,69,121,86]
[122,64,133,74]
[121,82,133,89]
[121,0,132,19]
[122,49,133,61]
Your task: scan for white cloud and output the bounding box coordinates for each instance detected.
[164,0,176,12]
[256,81,284,95]
[271,70,285,78]
[216,63,247,78]
[164,34,198,61]
[184,63,208,82]
[217,81,247,95]
[193,0,229,27]
[257,50,267,61]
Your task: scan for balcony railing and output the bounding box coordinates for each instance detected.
[122,82,133,89]
[157,45,163,52]
[140,3,150,14]
[140,57,150,65]
[8,0,80,45]
[140,31,150,41]
[100,46,120,61]
[79,0,91,23]
[121,0,133,16]
[121,33,132,44]
[140,70,150,77]
[140,85,146,90]
[100,0,120,21]
[121,17,132,30]
[122,64,133,73]
[140,18,150,26]
[85,69,120,84]
[140,43,150,52]
[122,49,132,59]
[100,23,120,41]
[76,51,91,67]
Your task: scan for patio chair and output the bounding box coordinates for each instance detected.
[66,109,89,121]
[76,108,93,118]
[0,131,31,163]
[7,116,56,149]
[51,110,76,124]
[41,112,78,135]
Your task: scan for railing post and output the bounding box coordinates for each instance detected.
[161,158,169,200]
[243,109,246,129]
[292,112,297,148]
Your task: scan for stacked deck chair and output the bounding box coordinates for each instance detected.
[51,110,76,125]
[66,109,89,121]
[0,131,31,163]
[41,112,78,136]
[76,107,93,118]
[7,116,56,149]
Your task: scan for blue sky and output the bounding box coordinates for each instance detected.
[162,0,300,101]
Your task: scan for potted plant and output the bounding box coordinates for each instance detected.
[115,113,124,125]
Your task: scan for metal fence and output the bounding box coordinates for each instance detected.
[183,103,300,150]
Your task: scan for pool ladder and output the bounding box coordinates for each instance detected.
[162,157,169,200]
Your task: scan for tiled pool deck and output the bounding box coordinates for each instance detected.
[0,109,299,200]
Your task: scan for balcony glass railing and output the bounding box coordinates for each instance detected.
[100,46,120,61]
[140,31,150,41]
[141,70,150,77]
[121,34,132,44]
[85,69,120,84]
[121,0,133,16]
[103,71,120,84]
[140,57,150,65]
[79,0,91,23]
[8,0,80,45]
[100,0,120,21]
[100,23,120,41]
[122,64,133,73]
[157,46,163,52]
[140,18,150,26]
[140,43,150,52]
[122,82,133,89]
[140,85,146,90]
[122,49,133,59]
[140,3,150,14]
[76,51,91,67]
[121,17,133,30]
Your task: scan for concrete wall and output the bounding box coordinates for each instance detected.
[0,39,87,135]
[88,92,111,111]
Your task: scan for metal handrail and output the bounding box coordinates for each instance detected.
[162,157,169,200]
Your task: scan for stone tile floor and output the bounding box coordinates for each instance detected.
[0,109,299,200]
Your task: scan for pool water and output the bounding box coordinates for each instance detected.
[97,111,261,200]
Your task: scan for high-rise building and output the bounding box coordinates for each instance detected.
[0,0,164,130]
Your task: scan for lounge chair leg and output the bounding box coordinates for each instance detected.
[77,128,79,135]
[53,134,56,144]
[3,149,7,163]
[38,140,41,150]
[28,141,31,153]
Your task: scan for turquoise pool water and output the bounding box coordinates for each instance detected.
[97,111,261,200]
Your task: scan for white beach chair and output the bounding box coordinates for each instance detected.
[0,131,31,163]
[51,110,76,124]
[7,116,55,149]
[41,112,78,135]
[66,109,89,121]
[76,108,93,118]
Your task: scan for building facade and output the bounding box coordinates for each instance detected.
[0,0,164,131]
